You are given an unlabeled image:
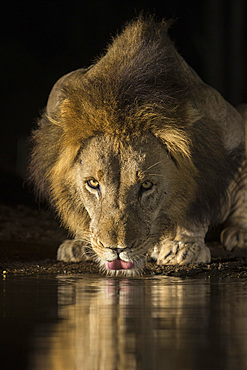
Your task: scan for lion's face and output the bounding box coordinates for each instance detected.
[72,133,186,274]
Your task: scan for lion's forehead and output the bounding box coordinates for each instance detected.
[80,134,168,181]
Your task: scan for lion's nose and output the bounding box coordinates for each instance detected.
[107,246,126,256]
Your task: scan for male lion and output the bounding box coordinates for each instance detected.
[30,16,247,275]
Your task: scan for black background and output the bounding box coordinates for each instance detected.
[1,0,246,205]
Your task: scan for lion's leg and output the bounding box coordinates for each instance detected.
[221,159,247,251]
[151,224,211,265]
[220,105,247,250]
[57,238,93,262]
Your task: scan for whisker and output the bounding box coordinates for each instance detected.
[145,173,166,177]
[74,238,91,246]
[143,159,166,173]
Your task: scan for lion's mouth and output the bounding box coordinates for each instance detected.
[106,259,135,270]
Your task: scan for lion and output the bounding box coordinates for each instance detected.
[29,16,247,275]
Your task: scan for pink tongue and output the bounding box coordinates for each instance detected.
[106,259,134,270]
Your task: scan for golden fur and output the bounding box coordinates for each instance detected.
[29,17,246,275]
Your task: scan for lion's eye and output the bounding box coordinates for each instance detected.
[87,179,99,189]
[141,180,153,191]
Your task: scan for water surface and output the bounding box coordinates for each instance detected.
[1,274,247,370]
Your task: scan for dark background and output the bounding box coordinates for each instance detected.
[1,0,246,205]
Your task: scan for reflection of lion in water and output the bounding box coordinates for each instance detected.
[30,16,247,275]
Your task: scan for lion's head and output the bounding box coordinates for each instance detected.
[29,16,244,274]
[69,133,197,272]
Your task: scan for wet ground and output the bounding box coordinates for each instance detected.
[1,204,247,278]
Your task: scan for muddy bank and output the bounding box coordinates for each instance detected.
[1,204,247,279]
[2,256,247,279]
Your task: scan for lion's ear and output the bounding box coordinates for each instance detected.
[46,68,87,117]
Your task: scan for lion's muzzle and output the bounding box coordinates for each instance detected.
[105,247,135,270]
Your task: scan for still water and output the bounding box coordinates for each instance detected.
[1,274,247,370]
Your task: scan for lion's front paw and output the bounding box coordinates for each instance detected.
[156,241,211,265]
[221,227,247,251]
[57,240,92,262]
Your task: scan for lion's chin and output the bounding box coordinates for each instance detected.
[106,259,135,271]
